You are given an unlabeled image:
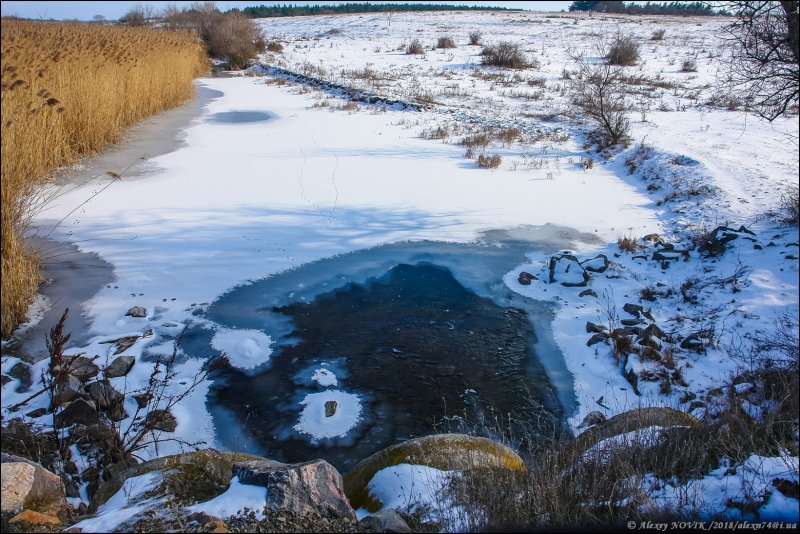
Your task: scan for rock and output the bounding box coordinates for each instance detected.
[51,374,83,407]
[85,380,124,411]
[640,323,665,340]
[680,333,705,352]
[25,408,48,418]
[548,254,589,287]
[234,458,355,519]
[613,327,639,337]
[1,454,68,518]
[126,306,147,318]
[99,335,140,355]
[579,410,607,428]
[65,355,100,382]
[105,356,135,378]
[517,271,536,285]
[586,333,609,347]
[359,509,413,533]
[620,319,645,327]
[622,303,644,316]
[578,289,598,298]
[585,322,607,334]
[91,450,266,513]
[581,254,609,273]
[8,362,33,392]
[1,374,10,387]
[9,509,62,525]
[652,250,688,262]
[324,400,338,418]
[145,409,177,432]
[344,433,524,513]
[54,399,100,428]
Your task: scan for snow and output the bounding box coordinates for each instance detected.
[187,475,267,519]
[294,390,362,439]
[358,463,451,520]
[72,472,164,533]
[311,367,338,387]
[644,454,799,522]
[210,327,272,370]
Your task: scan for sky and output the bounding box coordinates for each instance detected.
[0,1,573,20]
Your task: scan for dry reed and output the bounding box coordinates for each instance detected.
[1,20,209,338]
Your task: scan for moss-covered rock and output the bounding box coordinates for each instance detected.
[90,449,266,513]
[343,433,525,512]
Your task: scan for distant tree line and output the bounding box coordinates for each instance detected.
[568,1,729,16]
[239,2,521,18]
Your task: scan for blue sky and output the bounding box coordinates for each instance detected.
[0,1,574,20]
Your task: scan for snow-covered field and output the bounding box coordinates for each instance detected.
[1,8,797,524]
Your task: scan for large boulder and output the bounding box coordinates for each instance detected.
[233,458,355,519]
[344,433,525,513]
[0,453,69,518]
[359,508,413,533]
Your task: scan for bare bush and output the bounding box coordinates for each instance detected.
[468,31,483,45]
[122,3,156,26]
[267,41,284,53]
[207,11,266,69]
[681,58,698,72]
[571,62,632,148]
[406,38,425,55]
[478,154,502,169]
[606,34,640,66]
[650,28,666,41]
[779,184,799,225]
[437,36,456,49]
[481,42,532,69]
[617,234,641,252]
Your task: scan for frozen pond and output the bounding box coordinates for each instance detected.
[187,227,593,470]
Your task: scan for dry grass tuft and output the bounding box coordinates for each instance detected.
[478,154,502,169]
[1,19,208,338]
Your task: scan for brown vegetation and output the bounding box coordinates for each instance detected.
[1,19,208,338]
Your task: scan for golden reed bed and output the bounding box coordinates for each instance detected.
[1,19,209,338]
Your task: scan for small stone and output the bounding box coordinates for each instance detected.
[126,306,147,318]
[585,322,607,334]
[51,374,83,406]
[325,400,338,418]
[623,303,644,316]
[587,333,609,346]
[25,408,48,418]
[579,289,598,298]
[132,393,152,409]
[146,409,177,432]
[105,356,135,378]
[66,356,100,382]
[86,380,124,411]
[360,508,413,533]
[8,362,33,392]
[1,375,10,387]
[54,399,100,428]
[517,271,536,285]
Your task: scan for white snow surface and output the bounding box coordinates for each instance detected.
[294,390,362,439]
[311,367,338,387]
[644,454,799,522]
[359,463,452,520]
[1,11,797,518]
[187,476,267,520]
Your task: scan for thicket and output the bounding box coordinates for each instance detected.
[0,19,208,338]
[568,1,727,16]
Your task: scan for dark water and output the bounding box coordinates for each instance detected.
[208,262,563,471]
[208,110,273,124]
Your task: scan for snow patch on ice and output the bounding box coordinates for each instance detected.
[294,389,361,439]
[210,327,272,370]
[311,367,338,386]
